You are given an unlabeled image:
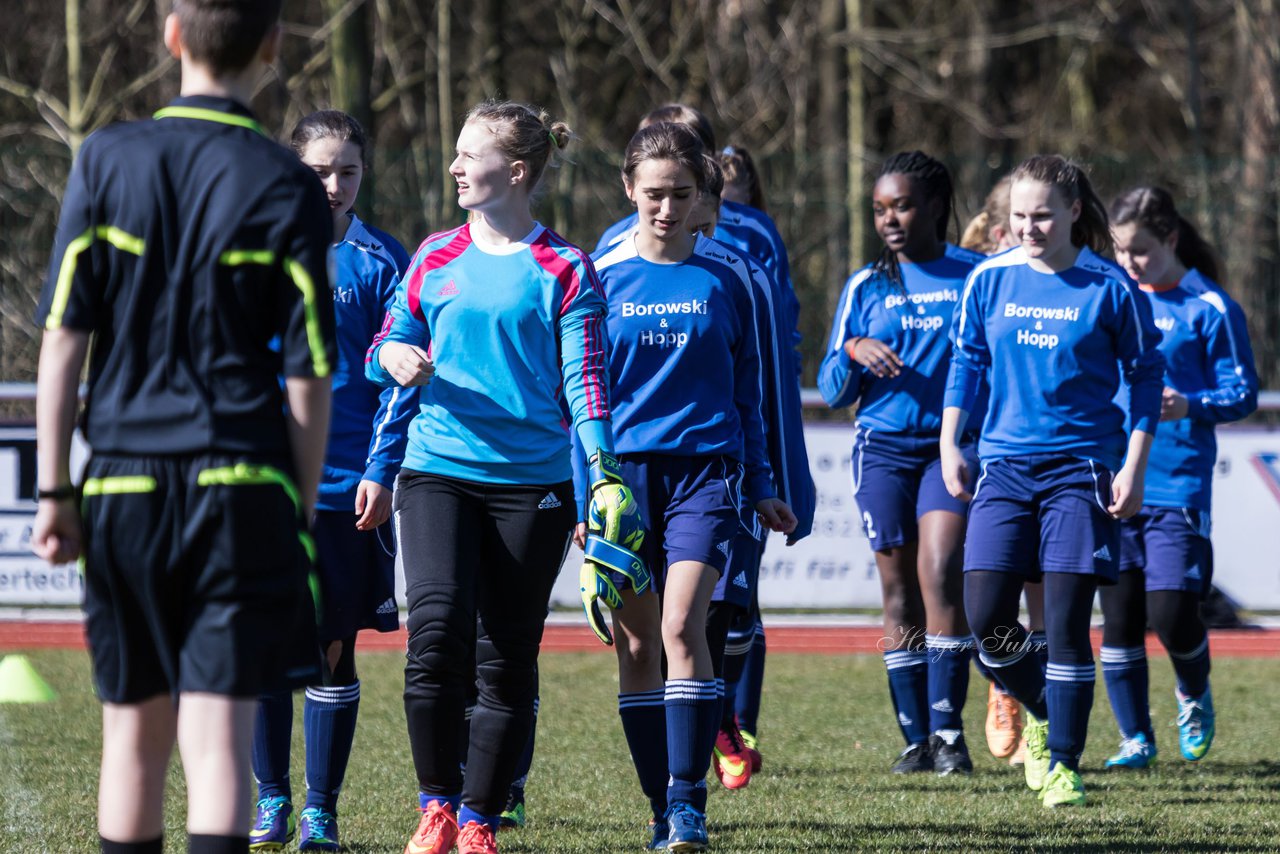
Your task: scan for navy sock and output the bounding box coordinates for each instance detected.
[926,634,973,732]
[619,689,668,820]
[665,679,718,813]
[883,649,929,745]
[1170,636,1212,699]
[721,625,754,729]
[303,681,361,812]
[187,835,248,854]
[252,690,293,802]
[977,640,1047,720]
[1029,631,1049,677]
[971,647,997,685]
[734,619,766,733]
[1100,645,1151,740]
[1046,661,1095,772]
[458,805,500,833]
[100,838,162,854]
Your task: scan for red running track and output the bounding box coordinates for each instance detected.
[2,620,1279,657]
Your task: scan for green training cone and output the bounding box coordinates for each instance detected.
[0,654,57,703]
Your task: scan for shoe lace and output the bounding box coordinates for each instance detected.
[1177,699,1204,735]
[414,803,454,842]
[255,797,289,825]
[1116,737,1146,759]
[458,822,498,854]
[668,802,704,831]
[1025,719,1048,756]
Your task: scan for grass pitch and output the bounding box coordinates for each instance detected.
[2,649,1279,852]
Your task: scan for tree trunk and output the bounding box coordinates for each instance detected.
[846,0,867,268]
[437,0,454,227]
[1234,0,1279,383]
[326,0,373,208]
[66,0,84,155]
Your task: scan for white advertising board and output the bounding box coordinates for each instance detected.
[4,424,1280,610]
[550,424,1280,611]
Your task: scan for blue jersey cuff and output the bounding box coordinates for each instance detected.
[576,418,615,458]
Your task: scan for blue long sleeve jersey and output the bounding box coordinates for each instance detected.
[945,246,1165,472]
[318,214,417,511]
[818,244,986,433]
[596,200,802,365]
[1124,270,1258,509]
[591,233,776,504]
[365,222,613,486]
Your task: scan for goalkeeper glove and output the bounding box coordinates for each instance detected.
[577,450,650,645]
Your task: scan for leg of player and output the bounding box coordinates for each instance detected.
[876,544,931,773]
[1039,572,1099,807]
[98,697,177,848]
[250,691,297,849]
[177,693,257,843]
[612,587,670,849]
[918,509,974,776]
[732,610,766,769]
[1005,580,1047,766]
[965,569,1050,789]
[1150,588,1214,760]
[661,561,720,852]
[1099,568,1156,769]
[299,637,360,851]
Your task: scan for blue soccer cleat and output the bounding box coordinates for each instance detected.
[647,817,670,850]
[1105,731,1157,769]
[249,796,296,851]
[666,802,708,852]
[297,807,339,852]
[1177,687,1215,761]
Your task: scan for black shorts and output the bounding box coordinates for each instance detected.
[312,510,399,641]
[81,454,322,703]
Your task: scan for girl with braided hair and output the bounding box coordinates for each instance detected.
[818,151,985,776]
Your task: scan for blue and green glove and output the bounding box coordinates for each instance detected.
[579,450,650,645]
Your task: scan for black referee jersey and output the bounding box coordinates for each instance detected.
[35,95,336,457]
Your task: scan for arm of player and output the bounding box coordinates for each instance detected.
[938,406,973,501]
[817,272,870,408]
[1180,299,1259,425]
[1110,428,1154,519]
[31,328,91,565]
[366,263,434,388]
[286,377,331,520]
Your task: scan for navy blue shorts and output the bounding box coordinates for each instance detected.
[311,511,400,642]
[714,529,766,607]
[963,454,1119,582]
[1119,506,1213,594]
[851,428,978,551]
[619,453,742,589]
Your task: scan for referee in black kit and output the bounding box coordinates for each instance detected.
[30,3,334,853]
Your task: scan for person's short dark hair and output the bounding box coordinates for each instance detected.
[174,0,282,75]
[291,110,369,166]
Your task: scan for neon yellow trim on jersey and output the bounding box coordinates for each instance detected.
[46,225,144,329]
[283,256,331,378]
[195,463,302,514]
[96,225,144,256]
[82,475,157,496]
[153,106,268,137]
[219,249,276,266]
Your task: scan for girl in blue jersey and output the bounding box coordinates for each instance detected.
[365,100,629,854]
[590,122,796,852]
[959,176,1048,768]
[1099,187,1257,768]
[941,155,1165,808]
[818,151,984,777]
[714,142,773,779]
[250,110,414,853]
